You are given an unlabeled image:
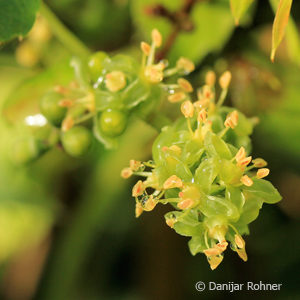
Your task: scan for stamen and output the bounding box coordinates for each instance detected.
[240,175,253,186]
[140,41,151,55]
[177,78,193,92]
[151,28,162,48]
[177,198,194,210]
[163,175,183,189]
[181,100,194,118]
[205,70,216,86]
[256,168,270,179]
[219,70,232,89]
[132,180,145,197]
[252,158,268,168]
[168,92,186,103]
[105,71,126,92]
[61,116,74,132]
[176,57,195,73]
[121,167,133,179]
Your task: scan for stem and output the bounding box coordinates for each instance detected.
[40,2,91,58]
[216,89,228,108]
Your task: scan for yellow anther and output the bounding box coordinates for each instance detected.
[166,217,177,228]
[237,248,248,262]
[177,198,195,210]
[176,57,195,73]
[234,234,245,249]
[181,100,194,118]
[177,78,193,93]
[130,159,142,171]
[135,202,143,218]
[144,65,163,83]
[235,147,246,163]
[168,92,186,103]
[202,85,214,100]
[205,70,216,86]
[151,28,162,48]
[132,180,145,197]
[257,168,270,179]
[224,110,239,129]
[219,70,232,89]
[121,167,133,179]
[105,71,126,92]
[204,247,222,257]
[144,195,157,211]
[252,158,267,168]
[163,175,183,189]
[140,41,151,55]
[216,240,228,252]
[197,109,207,123]
[194,99,210,110]
[240,175,253,187]
[61,116,74,132]
[208,255,223,270]
[238,156,252,167]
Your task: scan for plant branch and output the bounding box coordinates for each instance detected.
[146,0,200,60]
[39,2,91,58]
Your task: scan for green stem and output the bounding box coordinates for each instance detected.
[40,2,91,58]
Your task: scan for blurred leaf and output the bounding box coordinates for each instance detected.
[2,59,73,124]
[230,0,255,26]
[270,0,300,66]
[131,0,235,64]
[270,0,293,62]
[0,0,39,42]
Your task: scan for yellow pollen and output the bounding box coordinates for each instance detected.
[235,147,246,163]
[197,109,207,123]
[257,168,270,179]
[140,41,151,55]
[240,175,253,186]
[163,175,183,189]
[219,70,232,89]
[151,28,162,47]
[166,218,177,228]
[144,65,163,83]
[177,198,194,210]
[252,158,268,168]
[177,78,193,92]
[234,234,245,249]
[176,57,195,73]
[135,202,143,218]
[132,180,145,197]
[105,71,126,92]
[181,100,194,118]
[168,92,186,103]
[129,159,142,171]
[205,70,216,86]
[121,167,133,179]
[238,156,252,167]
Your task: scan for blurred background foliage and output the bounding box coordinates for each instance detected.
[0,0,299,299]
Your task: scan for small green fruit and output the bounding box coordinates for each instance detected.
[61,126,92,157]
[88,51,108,82]
[40,91,67,126]
[99,109,127,137]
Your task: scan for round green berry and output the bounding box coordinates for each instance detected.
[88,51,108,82]
[61,126,92,157]
[98,109,127,137]
[40,91,67,126]
[11,137,41,165]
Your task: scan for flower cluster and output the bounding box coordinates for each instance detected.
[11,29,195,162]
[122,71,281,270]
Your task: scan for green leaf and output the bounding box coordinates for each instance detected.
[230,0,255,26]
[188,235,206,255]
[0,0,40,42]
[270,0,293,62]
[199,195,240,221]
[194,157,219,193]
[2,59,73,124]
[225,186,245,212]
[204,131,232,159]
[236,192,263,225]
[243,178,282,204]
[270,0,300,66]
